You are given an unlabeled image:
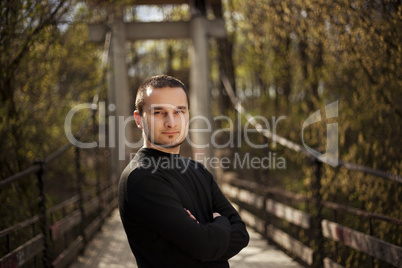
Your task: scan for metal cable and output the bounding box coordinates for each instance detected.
[220,73,402,184]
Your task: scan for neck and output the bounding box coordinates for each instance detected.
[143,140,180,154]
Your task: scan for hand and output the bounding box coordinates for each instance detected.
[185,209,199,224]
[213,212,221,219]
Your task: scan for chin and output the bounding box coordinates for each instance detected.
[155,139,184,149]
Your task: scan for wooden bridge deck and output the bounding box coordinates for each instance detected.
[69,209,303,268]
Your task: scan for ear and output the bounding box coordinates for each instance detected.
[134,110,143,129]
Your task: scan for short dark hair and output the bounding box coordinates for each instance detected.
[135,75,190,115]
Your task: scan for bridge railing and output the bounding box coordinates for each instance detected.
[222,175,402,267]
[0,32,113,268]
[219,75,402,267]
[0,109,117,268]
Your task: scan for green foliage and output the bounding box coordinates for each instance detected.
[0,0,103,236]
[0,1,400,266]
[220,0,401,266]
[0,1,102,179]
[223,0,401,200]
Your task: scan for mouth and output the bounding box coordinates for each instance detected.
[162,131,180,135]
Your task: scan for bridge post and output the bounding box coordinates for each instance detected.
[311,159,324,267]
[189,9,212,162]
[75,146,87,246]
[93,112,103,221]
[108,12,133,182]
[35,159,50,268]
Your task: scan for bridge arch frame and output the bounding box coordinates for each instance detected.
[89,0,227,181]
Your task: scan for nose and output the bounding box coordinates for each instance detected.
[164,113,177,128]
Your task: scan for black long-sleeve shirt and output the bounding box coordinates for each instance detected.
[118,148,249,267]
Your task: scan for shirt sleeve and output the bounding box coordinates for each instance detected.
[209,175,250,261]
[125,169,232,262]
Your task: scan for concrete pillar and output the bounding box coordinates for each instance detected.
[189,15,212,163]
[108,15,132,182]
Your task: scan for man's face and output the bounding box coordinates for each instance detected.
[135,87,189,153]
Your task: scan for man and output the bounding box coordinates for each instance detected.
[118,75,249,267]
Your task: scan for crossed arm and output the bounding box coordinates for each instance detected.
[185,209,222,223]
[209,177,250,261]
[126,171,249,262]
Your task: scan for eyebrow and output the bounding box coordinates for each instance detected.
[149,105,188,111]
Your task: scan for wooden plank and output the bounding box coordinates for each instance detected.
[266,224,314,265]
[228,176,402,225]
[101,185,111,205]
[133,0,222,6]
[88,24,107,43]
[223,176,261,190]
[322,220,402,267]
[51,195,102,241]
[0,215,40,239]
[47,195,80,214]
[89,20,225,43]
[84,197,100,216]
[103,185,117,202]
[227,177,310,203]
[133,0,187,4]
[100,198,118,221]
[126,21,190,40]
[206,19,226,38]
[0,234,44,267]
[266,199,310,229]
[238,209,265,235]
[321,200,402,225]
[0,165,40,188]
[323,258,345,268]
[50,210,81,241]
[238,189,264,209]
[221,183,239,199]
[222,183,264,209]
[52,236,84,268]
[84,217,101,241]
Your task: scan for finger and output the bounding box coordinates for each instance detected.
[185,209,194,218]
[185,209,199,223]
[188,211,196,220]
